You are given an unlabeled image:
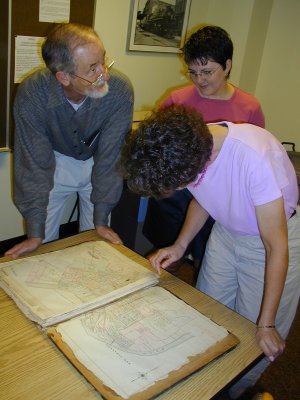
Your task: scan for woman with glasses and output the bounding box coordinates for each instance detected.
[143,25,265,275]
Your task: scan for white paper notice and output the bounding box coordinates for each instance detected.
[39,0,70,23]
[14,36,46,84]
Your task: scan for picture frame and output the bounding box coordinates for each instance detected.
[127,0,191,54]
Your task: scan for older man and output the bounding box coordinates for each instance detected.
[6,23,133,258]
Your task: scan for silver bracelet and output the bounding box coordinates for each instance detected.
[257,325,275,329]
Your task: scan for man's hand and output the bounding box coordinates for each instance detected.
[4,237,43,259]
[96,225,123,245]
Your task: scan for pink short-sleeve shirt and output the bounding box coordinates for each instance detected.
[161,85,265,128]
[188,122,298,235]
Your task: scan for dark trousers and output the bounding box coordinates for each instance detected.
[143,189,214,266]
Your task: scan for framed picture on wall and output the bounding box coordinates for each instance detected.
[128,0,191,53]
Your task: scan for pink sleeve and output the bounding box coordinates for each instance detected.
[249,105,265,128]
[159,94,175,109]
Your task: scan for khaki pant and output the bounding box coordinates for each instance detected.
[44,151,94,243]
[197,209,300,398]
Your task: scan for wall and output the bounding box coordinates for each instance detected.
[1,0,299,240]
[94,0,257,108]
[255,0,300,146]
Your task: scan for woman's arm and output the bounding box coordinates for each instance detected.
[150,197,209,272]
[255,197,288,361]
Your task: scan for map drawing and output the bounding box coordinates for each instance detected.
[82,287,197,355]
[55,286,229,399]
[23,243,150,302]
[0,241,158,326]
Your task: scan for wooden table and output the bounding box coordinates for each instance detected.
[0,231,262,400]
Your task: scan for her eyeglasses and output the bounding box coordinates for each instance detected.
[188,65,222,79]
[70,60,115,87]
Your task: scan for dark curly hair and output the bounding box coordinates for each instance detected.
[121,105,213,198]
[182,25,233,77]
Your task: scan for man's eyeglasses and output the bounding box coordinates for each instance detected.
[71,60,115,87]
[188,65,222,79]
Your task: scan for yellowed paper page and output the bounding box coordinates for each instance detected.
[0,241,159,327]
[54,286,229,399]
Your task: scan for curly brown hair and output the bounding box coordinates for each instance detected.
[121,105,213,198]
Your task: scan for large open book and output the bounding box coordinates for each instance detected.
[0,241,159,328]
[0,240,239,400]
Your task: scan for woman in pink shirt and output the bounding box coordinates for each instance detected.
[122,105,300,400]
[143,25,265,274]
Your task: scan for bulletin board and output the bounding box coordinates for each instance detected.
[0,0,10,149]
[0,0,96,150]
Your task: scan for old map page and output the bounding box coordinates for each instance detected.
[0,241,159,327]
[48,286,239,400]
